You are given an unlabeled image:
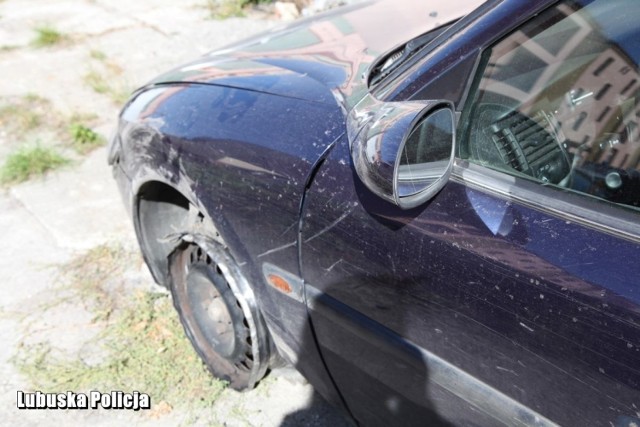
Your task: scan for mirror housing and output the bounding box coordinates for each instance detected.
[348,96,455,209]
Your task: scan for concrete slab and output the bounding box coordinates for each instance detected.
[0,193,70,307]
[10,147,134,250]
[0,47,119,116]
[0,0,275,117]
[0,0,138,48]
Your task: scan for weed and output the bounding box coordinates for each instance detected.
[0,94,50,133]
[0,105,40,131]
[206,0,260,18]
[59,245,135,317]
[0,96,104,157]
[84,70,110,94]
[24,93,44,103]
[69,112,99,122]
[84,52,130,104]
[84,70,131,105]
[109,86,132,105]
[32,26,66,47]
[0,145,69,184]
[13,244,226,416]
[69,122,104,154]
[89,49,107,61]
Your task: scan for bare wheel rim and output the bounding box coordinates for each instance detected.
[171,244,255,387]
[186,265,236,357]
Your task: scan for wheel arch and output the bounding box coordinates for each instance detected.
[132,179,274,387]
[135,180,193,286]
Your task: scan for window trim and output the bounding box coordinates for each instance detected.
[451,160,640,244]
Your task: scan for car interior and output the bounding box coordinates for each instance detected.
[460,0,640,209]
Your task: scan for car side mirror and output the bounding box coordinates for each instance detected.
[348,97,455,209]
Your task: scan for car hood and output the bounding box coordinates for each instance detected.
[149,0,483,109]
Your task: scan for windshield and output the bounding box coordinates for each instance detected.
[368,22,456,87]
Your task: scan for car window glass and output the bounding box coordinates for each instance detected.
[459,0,640,210]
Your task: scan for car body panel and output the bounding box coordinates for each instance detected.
[110,0,640,425]
[113,81,349,409]
[149,0,484,109]
[300,132,640,426]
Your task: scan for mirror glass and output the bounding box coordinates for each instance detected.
[396,108,454,199]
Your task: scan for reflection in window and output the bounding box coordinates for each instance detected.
[461,0,640,209]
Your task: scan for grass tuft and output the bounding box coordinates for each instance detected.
[0,96,104,160]
[0,145,69,184]
[206,0,262,18]
[0,94,50,134]
[84,70,110,94]
[84,70,131,105]
[32,26,66,47]
[69,122,104,154]
[89,49,107,61]
[0,105,40,131]
[13,244,226,417]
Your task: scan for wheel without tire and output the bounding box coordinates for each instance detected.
[169,242,263,390]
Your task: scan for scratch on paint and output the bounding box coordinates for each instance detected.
[321,259,344,278]
[279,221,299,237]
[519,322,534,332]
[388,253,396,275]
[496,366,519,376]
[343,260,369,275]
[304,210,352,243]
[513,384,526,396]
[257,241,296,258]
[324,259,343,273]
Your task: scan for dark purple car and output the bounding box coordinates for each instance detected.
[109,0,640,425]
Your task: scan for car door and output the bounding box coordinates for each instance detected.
[300,1,640,426]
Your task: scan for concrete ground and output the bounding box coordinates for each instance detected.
[0,0,352,425]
